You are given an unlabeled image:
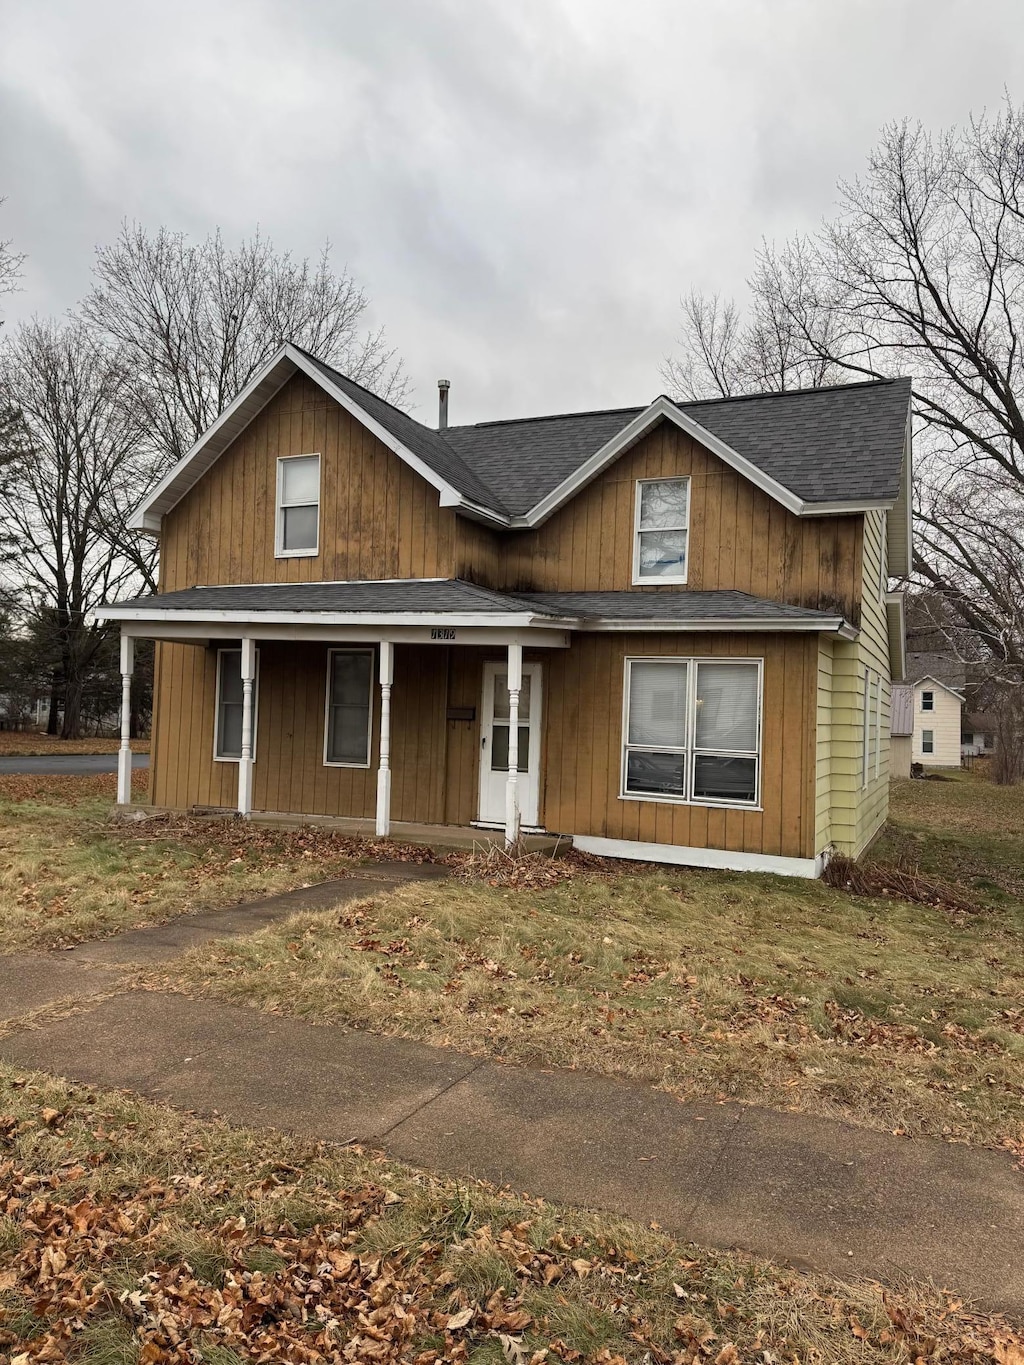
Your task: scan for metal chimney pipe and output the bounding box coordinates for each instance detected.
[438,379,450,430]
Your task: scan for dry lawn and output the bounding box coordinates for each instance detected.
[0,774,361,954]
[1,1066,1018,1364]
[0,733,150,755]
[159,773,1024,1154]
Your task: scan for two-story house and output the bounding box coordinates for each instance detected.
[98,344,911,878]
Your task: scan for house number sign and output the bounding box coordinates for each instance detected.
[430,627,457,640]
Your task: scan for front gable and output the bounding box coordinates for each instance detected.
[159,373,488,592]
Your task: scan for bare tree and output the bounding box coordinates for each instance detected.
[0,198,24,324]
[82,224,408,475]
[0,320,146,737]
[663,100,1024,697]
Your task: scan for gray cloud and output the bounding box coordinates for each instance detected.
[2,0,1024,424]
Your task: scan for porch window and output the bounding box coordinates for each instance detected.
[215,647,258,761]
[633,478,689,583]
[276,453,320,556]
[622,657,760,807]
[922,728,934,755]
[325,649,373,766]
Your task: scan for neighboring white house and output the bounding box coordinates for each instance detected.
[962,713,996,759]
[911,675,963,766]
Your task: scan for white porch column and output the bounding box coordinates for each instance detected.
[237,636,256,817]
[505,641,523,847]
[116,633,134,806]
[375,640,394,837]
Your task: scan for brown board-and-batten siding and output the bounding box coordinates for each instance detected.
[158,374,500,592]
[153,633,821,863]
[543,632,820,861]
[151,642,449,822]
[500,422,863,618]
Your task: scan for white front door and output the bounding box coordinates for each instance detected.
[478,661,543,827]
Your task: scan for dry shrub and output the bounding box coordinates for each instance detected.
[445,838,632,888]
[823,851,977,914]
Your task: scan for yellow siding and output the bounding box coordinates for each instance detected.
[814,636,834,852]
[819,509,892,858]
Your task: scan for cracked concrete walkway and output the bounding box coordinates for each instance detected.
[0,874,1021,1315]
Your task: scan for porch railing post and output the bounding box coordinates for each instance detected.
[376,640,394,837]
[237,636,256,817]
[116,633,134,806]
[505,641,523,847]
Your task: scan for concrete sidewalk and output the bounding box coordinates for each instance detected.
[0,876,1021,1314]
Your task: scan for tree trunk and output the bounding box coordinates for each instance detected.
[46,673,60,735]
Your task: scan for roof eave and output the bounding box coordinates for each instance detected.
[581,615,856,638]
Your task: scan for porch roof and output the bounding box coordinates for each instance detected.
[96,579,856,639]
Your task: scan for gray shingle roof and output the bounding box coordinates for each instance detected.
[300,350,910,517]
[518,590,846,623]
[105,580,545,616]
[102,580,847,629]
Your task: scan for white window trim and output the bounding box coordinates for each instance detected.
[922,728,935,755]
[632,477,690,586]
[213,646,259,763]
[619,655,763,810]
[323,646,375,769]
[275,452,321,559]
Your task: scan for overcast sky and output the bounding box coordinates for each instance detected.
[2,0,1024,425]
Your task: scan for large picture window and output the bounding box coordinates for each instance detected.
[215,647,258,761]
[633,478,689,583]
[324,649,373,767]
[622,657,761,807]
[276,453,321,557]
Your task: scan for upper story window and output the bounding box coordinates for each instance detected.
[921,690,934,711]
[276,453,321,557]
[633,477,689,584]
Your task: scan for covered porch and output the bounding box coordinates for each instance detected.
[97,581,576,846]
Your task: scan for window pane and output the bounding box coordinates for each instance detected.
[283,503,318,551]
[331,651,372,706]
[492,672,531,722]
[218,650,243,705]
[626,749,686,797]
[219,702,242,758]
[638,529,687,578]
[490,723,530,773]
[696,662,758,752]
[281,455,319,504]
[327,652,371,764]
[627,661,688,746]
[328,705,369,764]
[693,754,757,803]
[639,479,688,530]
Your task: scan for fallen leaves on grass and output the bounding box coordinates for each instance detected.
[2,1081,1022,1365]
[0,734,151,756]
[445,840,625,889]
[0,772,145,808]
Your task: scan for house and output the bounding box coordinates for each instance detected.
[902,653,964,768]
[961,713,996,759]
[96,345,913,878]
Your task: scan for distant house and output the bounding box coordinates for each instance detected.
[902,652,965,768]
[962,713,996,759]
[96,345,913,878]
